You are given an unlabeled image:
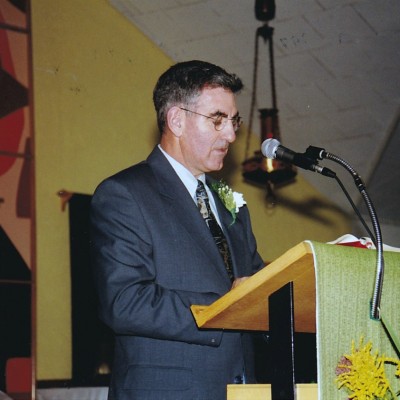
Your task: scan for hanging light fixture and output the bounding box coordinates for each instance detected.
[242,0,296,193]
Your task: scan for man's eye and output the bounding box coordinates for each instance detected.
[214,115,224,124]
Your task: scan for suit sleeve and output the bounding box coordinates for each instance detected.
[239,205,265,275]
[90,177,223,347]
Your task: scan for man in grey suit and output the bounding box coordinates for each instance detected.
[91,60,265,400]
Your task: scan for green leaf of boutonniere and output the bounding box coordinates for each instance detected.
[211,180,246,224]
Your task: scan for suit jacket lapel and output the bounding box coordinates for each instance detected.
[208,179,246,279]
[147,148,231,284]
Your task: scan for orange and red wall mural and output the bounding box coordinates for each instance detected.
[0,0,33,392]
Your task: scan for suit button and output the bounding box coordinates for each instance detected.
[234,375,243,384]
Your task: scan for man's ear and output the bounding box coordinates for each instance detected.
[166,106,183,137]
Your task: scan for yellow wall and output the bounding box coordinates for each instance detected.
[32,0,350,380]
[32,0,172,379]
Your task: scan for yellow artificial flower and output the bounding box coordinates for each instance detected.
[335,337,400,400]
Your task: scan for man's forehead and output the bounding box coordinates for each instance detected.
[195,87,237,109]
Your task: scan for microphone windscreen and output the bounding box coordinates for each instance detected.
[261,138,280,159]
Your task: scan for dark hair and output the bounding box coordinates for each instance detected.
[153,60,243,133]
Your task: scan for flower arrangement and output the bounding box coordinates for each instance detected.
[335,336,400,399]
[211,180,246,224]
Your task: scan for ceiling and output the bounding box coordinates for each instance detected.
[109,0,400,242]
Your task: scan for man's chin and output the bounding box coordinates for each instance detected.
[207,164,224,173]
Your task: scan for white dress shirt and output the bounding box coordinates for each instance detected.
[158,145,223,226]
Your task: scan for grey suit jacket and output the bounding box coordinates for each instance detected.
[90,146,265,400]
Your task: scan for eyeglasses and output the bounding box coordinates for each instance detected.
[180,107,242,132]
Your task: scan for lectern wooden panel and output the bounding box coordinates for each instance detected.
[191,241,315,332]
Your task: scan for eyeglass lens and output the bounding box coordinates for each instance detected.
[214,115,242,131]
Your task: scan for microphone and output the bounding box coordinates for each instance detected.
[261,138,336,178]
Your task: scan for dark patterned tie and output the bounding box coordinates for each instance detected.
[196,180,234,281]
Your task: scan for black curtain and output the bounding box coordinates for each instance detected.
[0,226,31,391]
[68,194,113,386]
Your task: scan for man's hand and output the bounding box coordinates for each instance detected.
[231,276,250,289]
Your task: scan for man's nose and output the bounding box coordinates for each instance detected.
[223,121,236,142]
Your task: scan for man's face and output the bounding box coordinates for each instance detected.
[179,87,239,177]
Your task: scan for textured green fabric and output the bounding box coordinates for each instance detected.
[308,241,400,399]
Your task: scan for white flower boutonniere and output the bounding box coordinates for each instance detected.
[211,180,246,224]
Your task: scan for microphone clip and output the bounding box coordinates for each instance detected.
[305,145,327,161]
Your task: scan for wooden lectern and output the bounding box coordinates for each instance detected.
[191,241,317,400]
[191,241,400,400]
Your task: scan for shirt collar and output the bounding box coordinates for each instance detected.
[158,145,204,201]
[158,145,221,223]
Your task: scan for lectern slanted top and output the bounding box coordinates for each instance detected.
[191,241,316,332]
